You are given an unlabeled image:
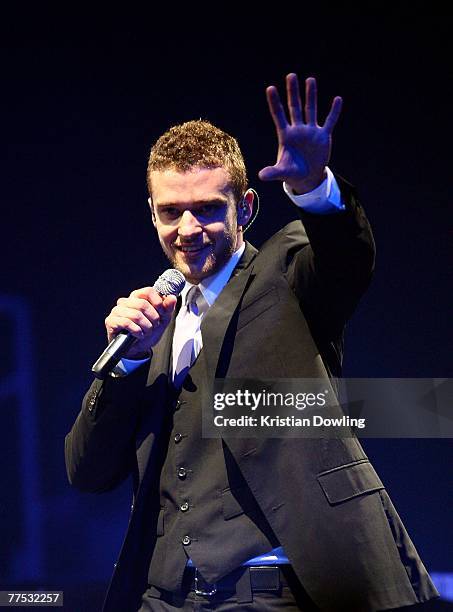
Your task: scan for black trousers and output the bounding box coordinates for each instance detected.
[138,566,319,611]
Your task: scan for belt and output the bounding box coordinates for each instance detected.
[185,565,288,597]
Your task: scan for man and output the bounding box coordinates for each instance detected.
[65,74,438,611]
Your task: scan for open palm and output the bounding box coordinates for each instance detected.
[259,74,343,194]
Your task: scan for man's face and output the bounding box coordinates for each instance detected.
[150,167,240,284]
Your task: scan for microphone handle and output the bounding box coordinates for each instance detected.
[91,331,136,380]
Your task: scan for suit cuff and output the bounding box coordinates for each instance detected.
[283,167,346,214]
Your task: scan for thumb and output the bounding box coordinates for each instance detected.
[258,166,286,182]
[161,294,177,318]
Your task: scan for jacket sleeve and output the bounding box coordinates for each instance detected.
[286,174,376,366]
[64,362,149,493]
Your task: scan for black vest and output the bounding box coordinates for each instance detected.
[147,345,279,592]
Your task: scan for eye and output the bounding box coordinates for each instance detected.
[159,207,181,220]
[198,204,218,215]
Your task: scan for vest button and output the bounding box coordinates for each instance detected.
[174,433,182,443]
[178,467,187,479]
[182,535,191,545]
[174,399,182,411]
[180,502,189,512]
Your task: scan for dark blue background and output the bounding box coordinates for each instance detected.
[1,11,452,611]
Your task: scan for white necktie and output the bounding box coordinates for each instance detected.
[172,286,207,387]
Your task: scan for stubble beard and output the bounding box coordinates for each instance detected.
[162,225,238,284]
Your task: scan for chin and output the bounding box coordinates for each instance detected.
[167,258,204,282]
[179,255,218,283]
[165,246,232,283]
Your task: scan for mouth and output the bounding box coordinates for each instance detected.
[175,243,212,260]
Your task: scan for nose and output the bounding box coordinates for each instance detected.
[178,210,202,240]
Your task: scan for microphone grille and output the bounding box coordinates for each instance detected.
[153,269,186,296]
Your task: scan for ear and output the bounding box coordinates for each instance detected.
[148,197,157,228]
[237,189,254,227]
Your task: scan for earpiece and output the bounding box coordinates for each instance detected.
[237,188,253,219]
[237,188,259,232]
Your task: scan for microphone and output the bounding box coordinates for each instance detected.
[91,269,185,379]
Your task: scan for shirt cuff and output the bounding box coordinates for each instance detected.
[109,356,151,378]
[283,167,346,214]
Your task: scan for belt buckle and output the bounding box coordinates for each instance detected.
[194,568,217,596]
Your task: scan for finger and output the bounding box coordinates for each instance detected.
[111,305,157,330]
[286,73,303,124]
[304,77,317,125]
[265,85,288,131]
[131,287,164,308]
[258,165,287,183]
[323,96,343,133]
[117,296,158,321]
[130,286,153,296]
[106,316,145,340]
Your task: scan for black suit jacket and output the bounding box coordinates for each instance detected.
[65,177,438,611]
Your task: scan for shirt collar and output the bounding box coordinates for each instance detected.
[180,242,246,307]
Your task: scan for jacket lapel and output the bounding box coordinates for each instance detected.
[134,304,179,491]
[198,242,257,385]
[146,299,179,388]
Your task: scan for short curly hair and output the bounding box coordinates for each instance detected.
[147,120,248,202]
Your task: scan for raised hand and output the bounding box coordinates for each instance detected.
[259,73,342,194]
